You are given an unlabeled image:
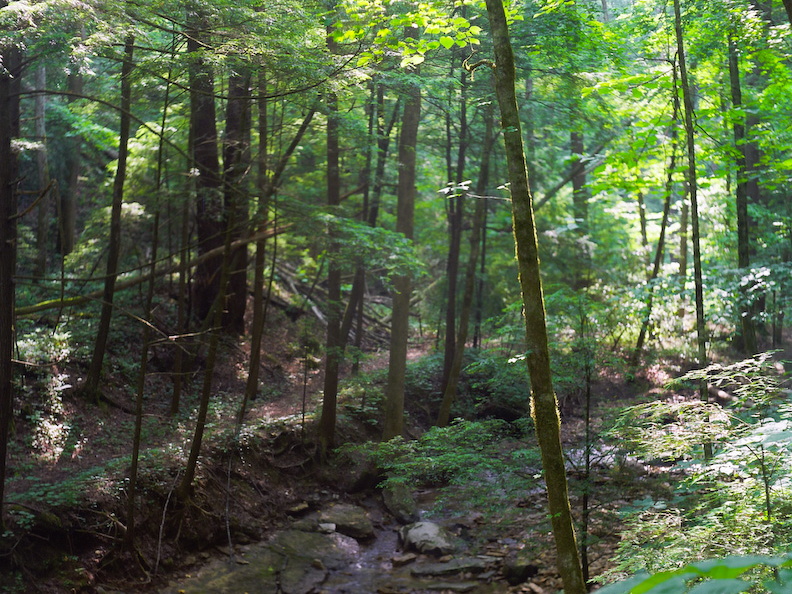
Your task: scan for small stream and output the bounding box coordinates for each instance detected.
[160,495,510,594]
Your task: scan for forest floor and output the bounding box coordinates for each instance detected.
[3,304,782,593]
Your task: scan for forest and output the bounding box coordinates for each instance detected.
[1,0,792,591]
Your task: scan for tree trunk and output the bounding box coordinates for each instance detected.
[0,26,20,530]
[637,191,649,273]
[728,36,757,354]
[126,56,172,546]
[383,36,420,441]
[678,186,689,282]
[242,95,315,420]
[472,198,488,349]
[437,104,493,427]
[171,187,190,416]
[631,66,681,366]
[60,71,81,256]
[440,62,468,397]
[188,11,224,323]
[35,65,50,277]
[673,0,710,454]
[83,37,135,401]
[177,187,239,501]
[222,70,252,334]
[318,84,343,453]
[483,1,586,592]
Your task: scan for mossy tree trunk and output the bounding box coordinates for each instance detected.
[483,1,586,591]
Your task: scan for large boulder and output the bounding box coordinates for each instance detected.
[382,482,420,524]
[399,521,459,556]
[319,503,375,540]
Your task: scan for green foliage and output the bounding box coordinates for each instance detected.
[606,354,792,582]
[340,418,539,515]
[599,555,792,594]
[464,349,530,414]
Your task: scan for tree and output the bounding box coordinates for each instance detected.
[383,29,421,441]
[318,45,343,451]
[728,35,757,354]
[673,0,709,423]
[0,5,20,528]
[483,0,586,591]
[437,103,494,427]
[83,35,135,401]
[188,7,224,323]
[222,69,252,334]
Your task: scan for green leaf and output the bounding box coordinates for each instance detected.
[686,579,750,594]
[596,573,651,594]
[439,35,454,49]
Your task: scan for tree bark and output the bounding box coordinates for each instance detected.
[188,10,224,323]
[242,95,316,420]
[637,191,649,273]
[35,65,50,277]
[437,104,493,427]
[0,22,20,530]
[728,36,757,354]
[318,84,343,452]
[673,0,710,456]
[383,34,420,441]
[440,61,468,397]
[60,70,81,257]
[222,70,252,334]
[483,1,586,592]
[83,37,135,401]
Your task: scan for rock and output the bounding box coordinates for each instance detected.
[382,481,420,524]
[290,517,318,532]
[502,549,539,586]
[319,503,375,540]
[288,501,310,515]
[392,552,418,567]
[409,557,490,577]
[399,521,459,555]
[318,523,336,533]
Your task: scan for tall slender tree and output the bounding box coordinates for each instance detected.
[318,84,343,452]
[83,36,135,401]
[483,0,586,591]
[728,35,757,354]
[383,30,421,441]
[673,0,708,404]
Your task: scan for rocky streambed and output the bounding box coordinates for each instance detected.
[160,494,542,594]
